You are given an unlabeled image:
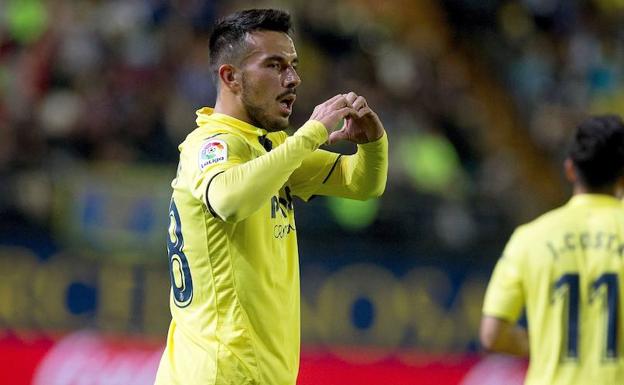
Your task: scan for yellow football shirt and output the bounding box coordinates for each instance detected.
[154,107,388,385]
[483,194,624,385]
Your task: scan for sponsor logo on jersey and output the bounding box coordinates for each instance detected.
[198,140,227,171]
[271,186,294,219]
[271,186,295,239]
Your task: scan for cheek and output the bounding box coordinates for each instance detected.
[245,88,273,109]
[242,71,281,107]
[250,70,280,88]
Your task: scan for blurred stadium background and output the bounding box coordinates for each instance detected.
[1,0,623,383]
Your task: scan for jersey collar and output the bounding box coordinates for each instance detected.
[568,194,622,207]
[195,107,268,137]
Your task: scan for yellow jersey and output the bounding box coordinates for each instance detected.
[154,107,388,385]
[483,194,624,385]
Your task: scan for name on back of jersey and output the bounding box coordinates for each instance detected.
[547,231,624,260]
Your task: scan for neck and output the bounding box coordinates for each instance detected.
[573,183,620,198]
[214,94,253,125]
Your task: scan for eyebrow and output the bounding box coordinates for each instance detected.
[263,55,299,65]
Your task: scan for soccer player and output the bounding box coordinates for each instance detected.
[154,9,388,385]
[480,115,624,384]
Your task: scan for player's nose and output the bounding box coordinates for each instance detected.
[282,66,300,89]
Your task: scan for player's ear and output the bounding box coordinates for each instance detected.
[218,64,241,93]
[564,158,577,184]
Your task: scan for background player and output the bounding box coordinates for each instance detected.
[154,8,388,385]
[480,115,624,384]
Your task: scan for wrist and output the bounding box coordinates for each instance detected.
[360,130,387,148]
[369,129,385,143]
[295,120,329,147]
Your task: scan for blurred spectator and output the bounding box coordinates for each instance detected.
[5,0,619,263]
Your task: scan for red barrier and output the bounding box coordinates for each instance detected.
[0,333,54,385]
[299,348,479,385]
[0,331,526,385]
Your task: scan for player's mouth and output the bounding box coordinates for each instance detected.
[277,93,296,116]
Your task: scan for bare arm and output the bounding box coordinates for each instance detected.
[480,315,529,357]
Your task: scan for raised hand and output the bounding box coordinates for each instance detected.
[309,94,358,136]
[328,92,385,144]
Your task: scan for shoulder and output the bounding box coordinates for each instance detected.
[504,205,567,252]
[179,129,252,174]
[525,205,569,234]
[181,129,250,156]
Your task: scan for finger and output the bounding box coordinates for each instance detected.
[328,129,350,144]
[353,96,368,111]
[356,106,373,118]
[325,94,346,106]
[329,95,350,110]
[335,107,358,119]
[344,92,358,105]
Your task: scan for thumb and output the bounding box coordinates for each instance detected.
[328,128,349,144]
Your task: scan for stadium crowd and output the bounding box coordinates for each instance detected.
[1,0,623,261]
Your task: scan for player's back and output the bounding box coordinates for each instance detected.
[517,194,624,385]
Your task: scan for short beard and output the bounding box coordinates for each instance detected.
[241,75,289,132]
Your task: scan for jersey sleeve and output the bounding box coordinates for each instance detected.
[288,132,388,201]
[207,120,328,222]
[482,229,526,322]
[287,150,343,201]
[180,133,250,212]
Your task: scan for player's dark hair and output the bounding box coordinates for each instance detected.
[208,9,292,78]
[569,114,624,189]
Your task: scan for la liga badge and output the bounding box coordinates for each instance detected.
[198,140,227,170]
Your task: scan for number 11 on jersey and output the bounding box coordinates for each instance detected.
[554,273,619,361]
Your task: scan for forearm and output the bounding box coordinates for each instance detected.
[491,326,528,356]
[480,316,529,357]
[326,132,388,199]
[208,121,327,222]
